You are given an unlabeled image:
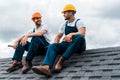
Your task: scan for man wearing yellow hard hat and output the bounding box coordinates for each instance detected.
[32,4,86,77]
[6,12,52,74]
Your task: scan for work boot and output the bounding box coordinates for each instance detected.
[6,60,22,73]
[54,56,65,73]
[22,60,32,74]
[32,65,52,77]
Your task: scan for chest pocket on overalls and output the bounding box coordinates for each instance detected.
[65,19,80,35]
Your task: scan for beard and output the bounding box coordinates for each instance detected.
[35,21,41,25]
[65,17,70,20]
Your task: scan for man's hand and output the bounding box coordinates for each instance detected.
[20,35,28,46]
[12,41,19,49]
[66,33,73,38]
[62,33,73,42]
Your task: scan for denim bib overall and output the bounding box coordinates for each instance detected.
[12,28,49,61]
[43,19,86,67]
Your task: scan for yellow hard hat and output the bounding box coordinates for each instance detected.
[62,4,76,13]
[32,12,42,20]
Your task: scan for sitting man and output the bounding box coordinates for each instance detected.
[32,4,86,77]
[6,12,52,73]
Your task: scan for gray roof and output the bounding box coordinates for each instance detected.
[0,46,120,80]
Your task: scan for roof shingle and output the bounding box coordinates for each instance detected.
[0,46,120,80]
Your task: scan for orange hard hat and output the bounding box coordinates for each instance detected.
[32,12,42,20]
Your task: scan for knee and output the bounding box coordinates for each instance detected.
[32,36,38,39]
[48,43,59,51]
[17,42,24,49]
[74,34,84,40]
[48,43,56,48]
[76,34,83,37]
[31,36,39,42]
[18,42,23,47]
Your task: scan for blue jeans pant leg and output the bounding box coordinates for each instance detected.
[62,34,86,59]
[12,41,30,61]
[76,37,86,53]
[26,36,49,61]
[43,42,69,67]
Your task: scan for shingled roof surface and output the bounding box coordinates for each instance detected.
[0,46,120,80]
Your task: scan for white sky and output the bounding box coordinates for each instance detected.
[0,0,120,58]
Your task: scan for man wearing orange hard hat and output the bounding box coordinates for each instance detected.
[32,4,86,77]
[32,12,42,20]
[6,12,52,74]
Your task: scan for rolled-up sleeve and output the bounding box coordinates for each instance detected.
[76,20,86,29]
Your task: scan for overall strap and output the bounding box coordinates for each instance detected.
[65,19,80,27]
[75,19,80,27]
[65,20,68,26]
[33,28,35,32]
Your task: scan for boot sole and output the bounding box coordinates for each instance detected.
[7,64,23,73]
[22,68,31,74]
[53,69,62,73]
[32,67,52,77]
